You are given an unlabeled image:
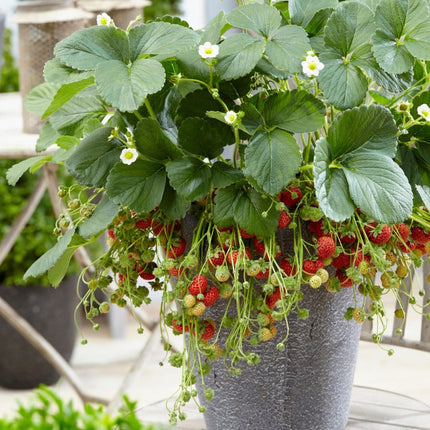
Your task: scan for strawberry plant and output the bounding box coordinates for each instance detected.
[7,0,430,425]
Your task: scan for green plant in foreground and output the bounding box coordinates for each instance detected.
[7,0,430,424]
[0,386,165,430]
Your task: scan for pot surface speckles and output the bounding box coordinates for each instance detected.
[197,285,361,430]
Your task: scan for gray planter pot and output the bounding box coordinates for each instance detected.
[0,277,78,389]
[196,285,361,430]
[180,215,362,430]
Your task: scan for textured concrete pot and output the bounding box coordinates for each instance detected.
[181,216,362,430]
[0,277,78,389]
[196,285,361,430]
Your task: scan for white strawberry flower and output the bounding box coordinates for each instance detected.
[97,13,114,26]
[301,54,324,77]
[224,110,237,125]
[198,42,219,59]
[120,148,138,165]
[417,103,430,121]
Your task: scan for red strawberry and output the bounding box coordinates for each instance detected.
[314,258,324,271]
[239,228,255,239]
[335,270,353,288]
[169,266,184,277]
[167,237,186,258]
[398,241,416,253]
[411,226,430,244]
[200,321,215,341]
[138,262,157,280]
[203,285,219,306]
[317,236,336,259]
[340,232,356,244]
[365,223,391,244]
[277,210,291,229]
[217,225,233,232]
[280,187,302,206]
[266,287,281,309]
[107,229,116,239]
[172,319,189,333]
[331,252,351,269]
[135,217,151,230]
[189,275,208,296]
[393,223,410,242]
[208,250,225,267]
[308,220,325,237]
[227,248,251,265]
[255,267,270,279]
[302,259,317,275]
[279,258,297,276]
[253,238,280,259]
[353,251,370,267]
[253,237,266,257]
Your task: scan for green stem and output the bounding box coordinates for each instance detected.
[144,98,157,121]
[133,110,143,121]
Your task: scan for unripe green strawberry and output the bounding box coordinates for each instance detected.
[260,327,274,341]
[191,302,206,316]
[316,268,329,283]
[215,266,230,282]
[309,275,322,289]
[358,260,370,275]
[352,308,365,323]
[395,308,405,318]
[246,263,261,277]
[183,294,197,308]
[219,283,233,298]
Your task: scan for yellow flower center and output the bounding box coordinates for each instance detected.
[308,62,317,70]
[125,151,134,159]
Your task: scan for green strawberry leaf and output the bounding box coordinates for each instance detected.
[43,58,94,84]
[263,90,326,133]
[266,25,311,73]
[105,160,166,212]
[95,59,165,112]
[54,26,130,71]
[289,0,338,28]
[166,156,212,201]
[318,49,369,110]
[213,186,241,227]
[324,1,376,56]
[244,129,301,195]
[226,3,281,38]
[327,105,397,159]
[6,156,50,186]
[343,152,413,223]
[66,127,122,187]
[416,184,430,209]
[49,92,105,131]
[314,139,355,222]
[178,118,234,159]
[318,1,376,109]
[216,33,266,80]
[79,195,119,238]
[159,182,190,220]
[36,122,61,152]
[25,83,59,115]
[134,118,182,162]
[42,77,95,119]
[211,162,244,189]
[372,0,430,74]
[234,189,279,238]
[24,228,76,280]
[129,22,199,61]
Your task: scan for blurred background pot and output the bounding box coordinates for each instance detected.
[0,277,78,389]
[14,0,93,133]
